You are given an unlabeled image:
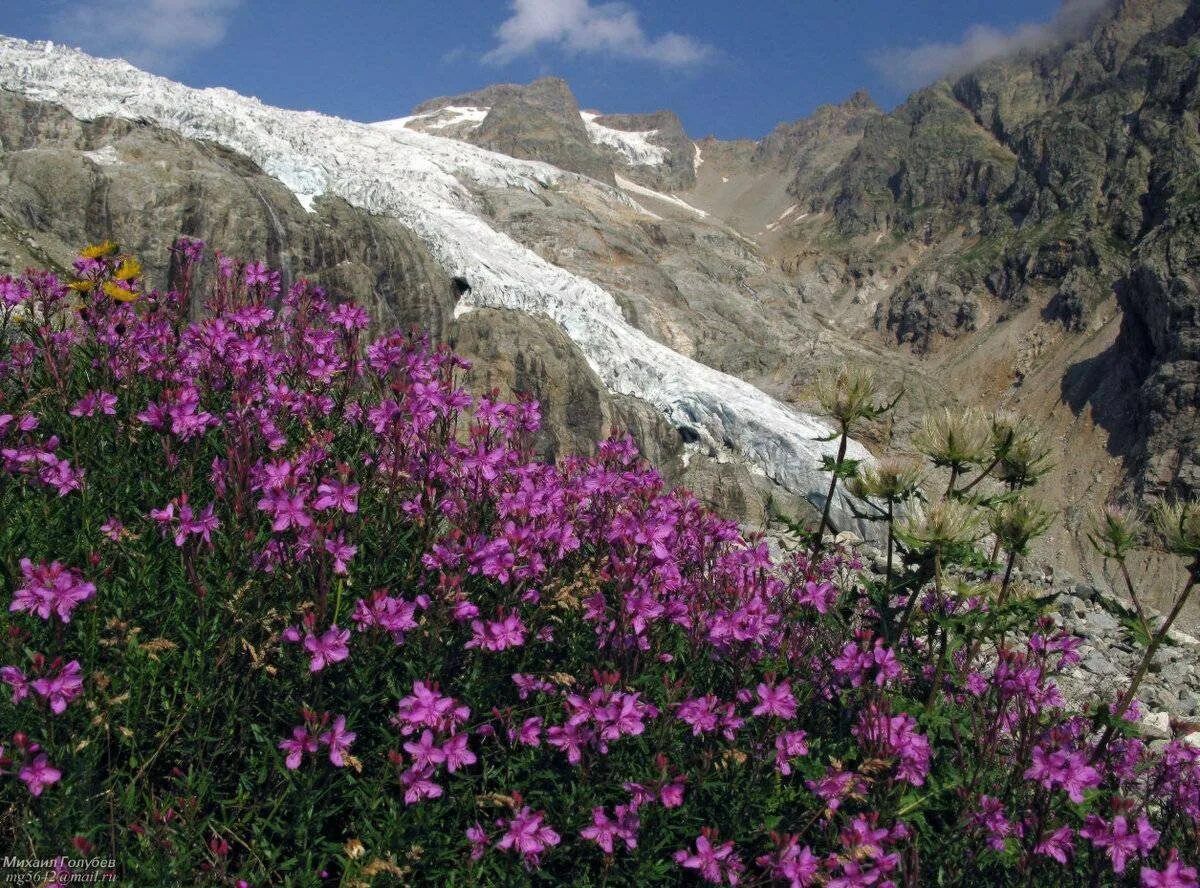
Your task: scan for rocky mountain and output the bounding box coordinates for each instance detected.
[1,0,1198,621]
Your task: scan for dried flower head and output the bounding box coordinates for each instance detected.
[1087,505,1143,562]
[1152,500,1200,559]
[849,456,923,502]
[815,365,895,428]
[988,495,1054,556]
[913,408,990,472]
[990,413,1053,489]
[900,499,981,550]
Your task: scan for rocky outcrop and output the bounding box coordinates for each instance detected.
[0,93,456,334]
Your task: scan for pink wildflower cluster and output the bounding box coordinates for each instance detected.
[2,246,1198,883]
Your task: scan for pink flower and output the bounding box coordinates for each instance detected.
[1141,850,1199,887]
[68,390,117,418]
[303,625,350,672]
[775,730,809,775]
[659,778,686,808]
[99,517,125,542]
[1,666,29,704]
[313,478,359,513]
[323,534,357,575]
[496,807,560,866]
[401,764,443,805]
[19,753,61,796]
[403,730,447,770]
[1034,826,1075,864]
[278,726,318,769]
[441,733,476,773]
[757,836,821,887]
[318,715,356,767]
[31,660,84,714]
[753,681,797,719]
[466,823,488,861]
[394,681,470,734]
[11,559,96,623]
[1081,815,1159,874]
[580,805,639,854]
[673,832,745,885]
[465,611,526,652]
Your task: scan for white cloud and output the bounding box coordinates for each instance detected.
[50,0,241,71]
[872,0,1114,92]
[483,0,713,68]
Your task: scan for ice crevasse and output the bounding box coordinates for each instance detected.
[0,37,874,537]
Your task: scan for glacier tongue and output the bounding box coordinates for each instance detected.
[0,37,873,536]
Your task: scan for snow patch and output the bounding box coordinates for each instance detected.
[0,37,873,536]
[614,174,709,218]
[375,105,490,134]
[580,112,667,167]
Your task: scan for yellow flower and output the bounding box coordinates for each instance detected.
[114,257,142,281]
[68,279,97,293]
[103,281,139,302]
[80,240,118,259]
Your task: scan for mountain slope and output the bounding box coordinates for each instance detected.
[0,35,899,540]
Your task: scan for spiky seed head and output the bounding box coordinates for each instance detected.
[913,408,991,471]
[988,495,1054,556]
[900,498,981,550]
[850,456,924,502]
[1152,500,1200,559]
[815,365,882,428]
[990,413,1053,488]
[1086,505,1143,561]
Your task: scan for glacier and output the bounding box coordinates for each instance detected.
[0,36,874,536]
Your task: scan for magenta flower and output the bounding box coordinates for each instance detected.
[1081,814,1159,874]
[19,753,61,796]
[757,836,821,887]
[323,534,357,575]
[466,823,488,861]
[278,726,319,770]
[1141,850,1199,887]
[11,559,96,623]
[395,681,470,735]
[580,805,639,854]
[176,501,220,547]
[31,660,84,714]
[1034,826,1075,864]
[68,390,117,418]
[243,261,271,287]
[303,625,350,672]
[465,611,527,652]
[440,732,476,773]
[752,681,797,719]
[496,807,560,866]
[1,666,29,704]
[318,715,356,767]
[403,730,447,770]
[99,517,125,542]
[313,478,359,513]
[401,764,443,805]
[673,832,745,885]
[774,729,809,775]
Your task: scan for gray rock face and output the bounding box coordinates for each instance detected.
[0,86,886,535]
[413,77,616,184]
[587,109,695,191]
[0,93,454,335]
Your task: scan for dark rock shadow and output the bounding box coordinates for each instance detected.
[1060,282,1155,471]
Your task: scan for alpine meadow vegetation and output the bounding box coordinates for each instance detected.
[0,239,1197,886]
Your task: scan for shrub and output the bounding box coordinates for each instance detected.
[0,241,1195,886]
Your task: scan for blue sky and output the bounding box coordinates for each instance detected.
[2,0,1089,139]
